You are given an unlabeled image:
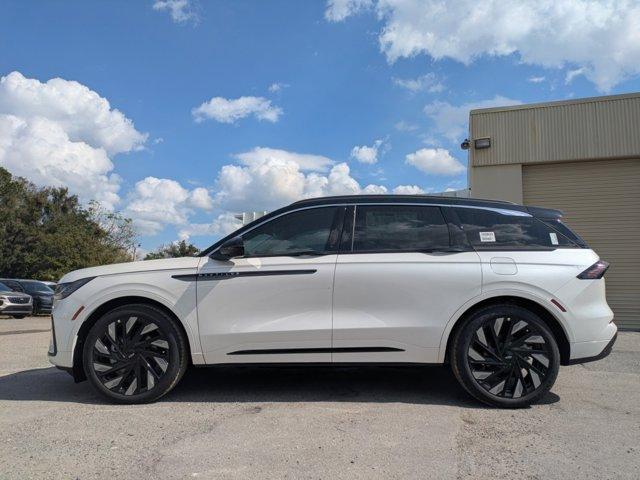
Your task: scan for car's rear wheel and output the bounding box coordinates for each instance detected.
[11,314,27,319]
[83,304,188,404]
[451,304,560,408]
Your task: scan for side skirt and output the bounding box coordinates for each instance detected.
[227,346,404,356]
[193,362,441,368]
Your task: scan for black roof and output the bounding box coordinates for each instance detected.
[291,194,524,210]
[291,195,562,218]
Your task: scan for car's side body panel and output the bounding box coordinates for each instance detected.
[435,248,615,362]
[196,255,337,364]
[332,251,481,363]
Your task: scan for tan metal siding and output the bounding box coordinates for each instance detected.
[522,159,640,329]
[471,94,640,167]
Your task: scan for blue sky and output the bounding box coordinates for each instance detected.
[1,0,639,253]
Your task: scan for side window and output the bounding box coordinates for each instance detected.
[454,208,576,249]
[352,205,450,252]
[242,207,341,257]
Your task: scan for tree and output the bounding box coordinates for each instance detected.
[0,167,137,280]
[87,200,137,256]
[144,240,199,260]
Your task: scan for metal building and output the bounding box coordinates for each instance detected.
[467,92,640,329]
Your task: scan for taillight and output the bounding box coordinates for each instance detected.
[577,260,610,279]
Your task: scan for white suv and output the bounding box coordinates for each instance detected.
[48,195,617,407]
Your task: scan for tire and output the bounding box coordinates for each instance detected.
[451,304,560,408]
[83,304,188,404]
[11,315,27,319]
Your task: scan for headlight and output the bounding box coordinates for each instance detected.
[54,277,95,300]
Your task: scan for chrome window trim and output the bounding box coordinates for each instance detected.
[210,202,531,255]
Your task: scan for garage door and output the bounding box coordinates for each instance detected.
[523,158,640,330]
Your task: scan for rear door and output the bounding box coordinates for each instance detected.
[332,204,482,363]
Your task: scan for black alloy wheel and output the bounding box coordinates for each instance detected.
[83,304,188,403]
[452,304,560,408]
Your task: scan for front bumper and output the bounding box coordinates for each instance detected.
[0,304,33,315]
[48,315,57,356]
[47,307,76,370]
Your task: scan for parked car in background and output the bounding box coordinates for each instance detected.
[40,281,58,289]
[0,281,33,318]
[0,279,54,315]
[48,195,616,407]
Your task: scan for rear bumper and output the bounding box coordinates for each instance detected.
[568,324,618,365]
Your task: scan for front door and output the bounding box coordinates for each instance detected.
[197,206,345,364]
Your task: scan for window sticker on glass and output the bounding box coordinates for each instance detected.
[549,232,559,245]
[479,231,496,242]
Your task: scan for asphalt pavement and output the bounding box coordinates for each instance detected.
[1,316,638,479]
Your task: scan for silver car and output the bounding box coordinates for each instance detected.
[0,281,33,318]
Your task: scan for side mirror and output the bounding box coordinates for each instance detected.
[211,236,245,261]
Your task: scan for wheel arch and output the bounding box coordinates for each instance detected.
[70,296,193,382]
[441,295,571,366]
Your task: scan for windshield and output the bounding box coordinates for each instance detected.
[22,281,54,294]
[0,282,11,292]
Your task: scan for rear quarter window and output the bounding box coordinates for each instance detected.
[454,208,577,249]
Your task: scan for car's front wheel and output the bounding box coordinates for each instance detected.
[451,304,560,408]
[83,304,188,404]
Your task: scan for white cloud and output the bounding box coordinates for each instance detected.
[424,95,521,142]
[152,0,199,24]
[235,147,334,172]
[361,184,388,194]
[0,71,147,210]
[392,185,425,194]
[178,213,241,241]
[325,0,373,21]
[393,73,444,93]
[192,96,282,124]
[565,67,587,84]
[405,148,466,176]
[214,148,391,212]
[268,82,289,93]
[188,187,214,210]
[0,115,121,210]
[350,139,385,164]
[0,71,146,155]
[528,76,546,83]
[124,177,212,235]
[329,0,640,92]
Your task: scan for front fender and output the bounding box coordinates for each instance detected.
[64,275,201,368]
